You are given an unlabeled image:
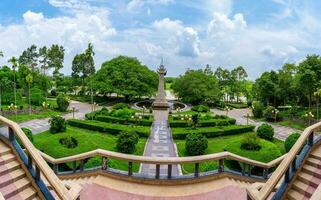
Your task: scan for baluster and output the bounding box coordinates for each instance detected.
[308,131,314,146]
[73,161,77,173]
[8,127,14,142]
[218,159,224,173]
[263,168,268,179]
[102,157,108,170]
[53,164,58,174]
[80,160,84,172]
[194,163,199,177]
[248,165,252,177]
[35,165,40,180]
[242,163,246,176]
[285,167,290,183]
[28,153,33,169]
[156,164,160,179]
[292,156,297,173]
[128,162,133,176]
[167,164,172,179]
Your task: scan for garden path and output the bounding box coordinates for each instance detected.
[139,110,181,177]
[211,108,300,141]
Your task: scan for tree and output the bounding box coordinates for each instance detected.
[172,67,220,104]
[47,44,65,76]
[8,57,18,108]
[92,56,158,100]
[72,43,95,85]
[299,68,316,110]
[18,44,38,72]
[231,66,248,102]
[26,74,33,115]
[39,46,49,75]
[215,67,232,101]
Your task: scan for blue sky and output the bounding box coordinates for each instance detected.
[1,0,321,79]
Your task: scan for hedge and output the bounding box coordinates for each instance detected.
[171,125,255,139]
[169,118,236,128]
[67,119,150,138]
[226,103,248,109]
[94,115,153,126]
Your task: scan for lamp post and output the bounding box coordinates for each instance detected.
[225,106,230,116]
[72,106,75,119]
[304,112,314,126]
[246,112,250,125]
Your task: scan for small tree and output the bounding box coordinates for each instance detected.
[185,133,208,156]
[252,101,264,118]
[26,74,33,115]
[241,133,261,151]
[284,133,301,152]
[49,116,66,133]
[116,131,139,154]
[56,94,70,112]
[257,123,274,141]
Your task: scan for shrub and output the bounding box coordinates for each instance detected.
[191,105,210,113]
[56,94,70,112]
[21,127,33,143]
[263,106,277,122]
[192,114,199,127]
[252,101,264,118]
[49,116,67,133]
[284,133,301,152]
[59,136,78,149]
[185,133,208,156]
[51,89,57,96]
[112,103,129,110]
[95,115,152,126]
[241,133,261,151]
[257,123,274,141]
[110,108,135,119]
[116,131,139,153]
[30,88,45,106]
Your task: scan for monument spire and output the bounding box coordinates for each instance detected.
[152,59,169,110]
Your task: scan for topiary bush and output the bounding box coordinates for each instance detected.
[21,127,33,143]
[59,136,78,148]
[49,116,67,133]
[241,133,261,151]
[112,103,129,110]
[284,133,301,152]
[185,133,208,156]
[56,94,70,112]
[191,105,210,113]
[252,101,264,118]
[257,123,274,141]
[116,131,139,154]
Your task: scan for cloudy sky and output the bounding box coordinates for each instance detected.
[0,0,321,79]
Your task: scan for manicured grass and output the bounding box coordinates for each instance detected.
[33,126,146,172]
[273,120,306,130]
[175,134,284,174]
[7,109,65,122]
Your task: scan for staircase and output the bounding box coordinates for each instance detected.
[227,178,252,188]
[0,140,42,200]
[284,145,321,200]
[61,175,98,188]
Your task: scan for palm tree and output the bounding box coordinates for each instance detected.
[8,57,18,116]
[26,74,33,115]
[314,88,321,121]
[0,51,3,58]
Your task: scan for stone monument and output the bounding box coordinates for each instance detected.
[152,60,169,110]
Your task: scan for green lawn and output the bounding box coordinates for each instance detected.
[273,120,306,130]
[175,134,284,174]
[33,126,147,172]
[7,109,65,122]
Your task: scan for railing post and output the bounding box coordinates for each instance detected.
[167,164,172,179]
[80,160,84,172]
[218,159,224,173]
[128,162,133,176]
[292,156,297,173]
[73,161,77,173]
[35,165,40,181]
[285,167,290,183]
[263,168,269,179]
[8,127,14,142]
[28,153,33,169]
[242,163,246,176]
[248,165,252,177]
[155,164,160,179]
[102,157,108,170]
[308,131,314,146]
[53,164,58,174]
[194,163,199,177]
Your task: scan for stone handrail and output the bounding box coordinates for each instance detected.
[310,183,321,200]
[247,121,321,200]
[0,116,72,200]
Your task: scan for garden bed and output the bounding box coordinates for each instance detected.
[169,118,236,128]
[89,115,153,126]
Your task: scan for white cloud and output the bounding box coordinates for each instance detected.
[23,11,44,24]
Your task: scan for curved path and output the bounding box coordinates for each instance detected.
[211,108,300,141]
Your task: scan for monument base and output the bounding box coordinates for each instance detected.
[152,101,169,110]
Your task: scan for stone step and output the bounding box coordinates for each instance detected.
[287,189,306,200]
[310,147,321,160]
[0,168,25,188]
[306,157,321,169]
[0,144,11,156]
[0,177,31,199]
[8,186,38,200]
[0,160,20,176]
[302,164,321,179]
[0,153,16,165]
[297,171,321,188]
[291,180,314,197]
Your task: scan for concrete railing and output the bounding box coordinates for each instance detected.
[247,121,321,200]
[0,116,75,200]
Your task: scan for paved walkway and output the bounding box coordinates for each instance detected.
[140,110,180,177]
[19,101,93,134]
[211,108,300,141]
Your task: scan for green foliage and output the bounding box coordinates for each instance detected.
[112,103,129,110]
[59,136,78,149]
[30,88,45,106]
[185,133,208,156]
[92,56,158,100]
[257,123,274,141]
[169,118,236,128]
[191,105,210,112]
[241,133,261,151]
[263,106,277,121]
[172,67,220,104]
[252,101,264,118]
[21,127,33,143]
[116,131,139,154]
[110,108,135,119]
[284,133,301,152]
[49,116,67,133]
[94,116,152,126]
[191,114,199,127]
[56,94,69,112]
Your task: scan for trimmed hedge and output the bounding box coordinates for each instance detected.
[169,118,236,128]
[226,103,248,109]
[94,116,153,126]
[172,125,255,139]
[67,119,150,138]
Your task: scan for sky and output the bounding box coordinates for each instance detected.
[0,0,321,79]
